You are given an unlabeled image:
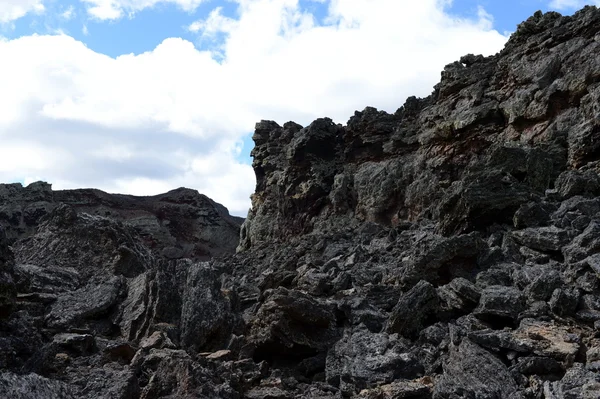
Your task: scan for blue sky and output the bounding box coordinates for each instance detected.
[2,1,585,58]
[0,0,597,215]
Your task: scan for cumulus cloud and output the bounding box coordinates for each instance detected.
[0,0,45,23]
[549,0,600,10]
[0,0,509,216]
[81,0,208,20]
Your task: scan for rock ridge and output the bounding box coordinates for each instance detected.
[0,182,242,259]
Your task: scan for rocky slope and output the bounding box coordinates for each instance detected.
[0,182,242,259]
[2,6,600,399]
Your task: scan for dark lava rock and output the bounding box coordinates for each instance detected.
[0,183,242,260]
[513,201,557,228]
[326,325,424,394]
[387,280,439,339]
[14,204,154,279]
[555,169,600,199]
[0,226,16,318]
[473,285,526,325]
[249,288,338,360]
[45,276,125,329]
[548,287,580,317]
[401,233,485,286]
[543,363,600,398]
[0,372,75,399]
[511,226,571,252]
[434,339,520,399]
[179,262,235,352]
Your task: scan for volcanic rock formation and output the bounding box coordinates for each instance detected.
[0,182,242,260]
[2,6,600,399]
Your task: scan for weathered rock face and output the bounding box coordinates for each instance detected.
[2,6,600,399]
[0,185,243,397]
[240,7,600,249]
[0,182,242,260]
[230,6,600,398]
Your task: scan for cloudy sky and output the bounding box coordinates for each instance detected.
[0,0,596,216]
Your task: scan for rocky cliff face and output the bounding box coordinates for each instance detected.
[240,7,600,250]
[2,6,600,399]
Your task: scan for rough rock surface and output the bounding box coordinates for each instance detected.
[2,6,600,399]
[0,182,242,259]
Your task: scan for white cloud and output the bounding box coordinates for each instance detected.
[0,0,44,23]
[548,0,600,10]
[188,6,237,37]
[81,0,208,20]
[0,0,509,216]
[60,5,76,20]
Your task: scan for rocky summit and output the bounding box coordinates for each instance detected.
[2,6,600,399]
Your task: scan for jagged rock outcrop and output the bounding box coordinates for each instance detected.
[231,6,600,398]
[2,5,600,399]
[0,185,243,397]
[239,7,600,249]
[0,182,242,260]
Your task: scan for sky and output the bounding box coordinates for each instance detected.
[0,0,597,217]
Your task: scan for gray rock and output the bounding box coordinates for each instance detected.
[356,380,432,399]
[116,272,151,342]
[468,319,580,362]
[249,288,338,358]
[14,263,80,295]
[438,277,481,315]
[587,253,600,275]
[434,339,521,399]
[513,201,556,228]
[549,288,580,316]
[401,233,485,286]
[552,196,600,226]
[511,226,571,252]
[326,326,424,392]
[563,219,600,263]
[52,333,95,354]
[246,386,292,399]
[387,280,439,339]
[45,276,125,329]
[474,285,526,324]
[512,356,564,376]
[14,204,153,279]
[0,182,242,260]
[0,372,75,399]
[69,366,139,399]
[476,263,515,287]
[525,269,563,302]
[543,363,600,399]
[180,262,234,352]
[336,295,387,333]
[555,170,600,199]
[0,226,16,318]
